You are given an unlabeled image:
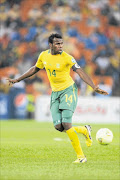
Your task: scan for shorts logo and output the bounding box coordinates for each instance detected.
[71,58,76,63]
[67,103,71,106]
[56,120,60,123]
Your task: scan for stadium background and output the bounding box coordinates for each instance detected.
[0,1,120,180]
[0,0,120,120]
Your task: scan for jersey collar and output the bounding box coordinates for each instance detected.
[48,49,63,55]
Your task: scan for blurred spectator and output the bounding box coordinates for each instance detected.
[24,25,37,42]
[94,55,113,76]
[74,73,87,96]
[25,74,43,85]
[0,3,8,25]
[101,2,110,16]
[77,54,86,68]
[42,0,52,9]
[67,27,78,37]
[10,27,21,41]
[83,33,97,50]
[26,94,35,119]
[6,0,23,6]
[55,0,66,6]
[87,14,100,27]
[92,28,109,46]
[6,4,23,28]
[28,4,42,21]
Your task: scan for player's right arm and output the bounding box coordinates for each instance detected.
[7,66,40,86]
[72,63,108,95]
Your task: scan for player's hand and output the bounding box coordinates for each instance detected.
[6,78,18,86]
[94,86,109,95]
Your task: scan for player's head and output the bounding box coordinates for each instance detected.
[48,33,63,54]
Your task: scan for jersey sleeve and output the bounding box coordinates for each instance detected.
[67,55,77,68]
[35,52,44,69]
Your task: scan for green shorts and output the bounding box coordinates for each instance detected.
[50,83,78,126]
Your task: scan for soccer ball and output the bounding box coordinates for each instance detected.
[96,128,113,145]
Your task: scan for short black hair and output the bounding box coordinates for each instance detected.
[48,33,62,44]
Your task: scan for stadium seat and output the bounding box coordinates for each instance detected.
[20,0,48,21]
[0,67,18,78]
[92,76,113,86]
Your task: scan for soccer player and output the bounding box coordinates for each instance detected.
[7,33,108,163]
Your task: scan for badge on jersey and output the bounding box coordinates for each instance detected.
[56,63,60,68]
[71,58,76,63]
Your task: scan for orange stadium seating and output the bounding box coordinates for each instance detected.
[0,67,18,78]
[20,0,51,21]
[92,76,113,86]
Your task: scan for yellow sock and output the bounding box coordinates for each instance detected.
[74,126,87,135]
[66,127,84,158]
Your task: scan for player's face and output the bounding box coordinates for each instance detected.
[50,38,63,54]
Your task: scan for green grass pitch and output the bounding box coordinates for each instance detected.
[0,120,120,180]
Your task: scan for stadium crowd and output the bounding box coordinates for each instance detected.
[0,0,120,97]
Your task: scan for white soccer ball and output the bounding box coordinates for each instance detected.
[96,128,113,145]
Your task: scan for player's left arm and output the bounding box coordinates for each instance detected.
[72,63,108,95]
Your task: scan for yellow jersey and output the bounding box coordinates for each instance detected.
[36,49,76,91]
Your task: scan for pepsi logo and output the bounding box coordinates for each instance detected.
[14,94,27,107]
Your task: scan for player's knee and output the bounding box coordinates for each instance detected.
[62,110,73,130]
[54,124,64,132]
[62,122,72,130]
